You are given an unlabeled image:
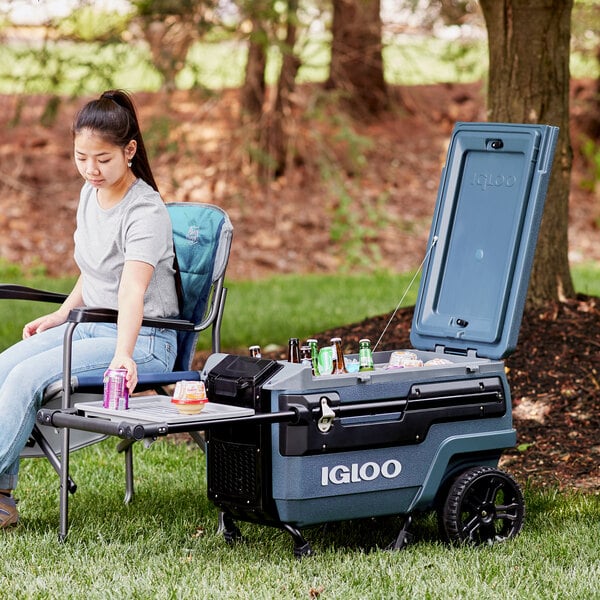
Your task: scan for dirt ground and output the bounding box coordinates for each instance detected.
[0,82,599,492]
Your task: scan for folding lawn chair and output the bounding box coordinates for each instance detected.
[2,202,233,529]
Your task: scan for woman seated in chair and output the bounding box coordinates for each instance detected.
[0,90,180,528]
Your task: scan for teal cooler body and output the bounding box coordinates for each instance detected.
[204,123,558,543]
[266,355,514,526]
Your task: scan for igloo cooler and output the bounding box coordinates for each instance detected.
[203,122,559,556]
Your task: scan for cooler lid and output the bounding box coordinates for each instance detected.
[410,122,559,360]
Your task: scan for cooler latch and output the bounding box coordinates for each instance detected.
[317,396,336,433]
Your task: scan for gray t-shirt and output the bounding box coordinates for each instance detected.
[74,179,179,318]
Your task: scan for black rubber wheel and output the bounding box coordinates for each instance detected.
[441,466,525,546]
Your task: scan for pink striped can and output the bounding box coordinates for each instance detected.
[103,368,129,410]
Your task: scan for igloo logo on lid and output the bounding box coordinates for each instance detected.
[471,172,518,191]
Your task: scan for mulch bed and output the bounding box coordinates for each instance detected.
[257,295,600,493]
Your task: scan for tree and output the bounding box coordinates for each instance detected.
[238,0,300,178]
[132,0,217,92]
[327,0,387,116]
[480,0,575,305]
[571,0,600,141]
[239,1,269,120]
[267,0,300,177]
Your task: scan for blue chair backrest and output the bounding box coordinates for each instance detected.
[167,203,233,371]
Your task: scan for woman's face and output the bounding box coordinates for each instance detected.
[74,128,136,191]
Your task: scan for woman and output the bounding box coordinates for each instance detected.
[0,90,180,528]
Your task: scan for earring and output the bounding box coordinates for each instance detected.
[127,160,132,168]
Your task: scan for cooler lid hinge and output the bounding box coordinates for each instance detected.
[435,345,479,358]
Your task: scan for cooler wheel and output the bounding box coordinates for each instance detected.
[440,465,525,546]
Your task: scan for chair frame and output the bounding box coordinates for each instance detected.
[0,202,232,540]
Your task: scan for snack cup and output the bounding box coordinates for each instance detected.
[388,351,418,368]
[171,396,208,415]
[400,358,424,368]
[171,380,208,415]
[424,357,453,367]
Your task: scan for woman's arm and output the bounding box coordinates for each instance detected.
[108,260,154,392]
[22,275,85,338]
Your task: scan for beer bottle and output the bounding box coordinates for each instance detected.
[330,337,348,374]
[358,338,374,371]
[306,338,320,376]
[249,345,262,358]
[288,337,300,363]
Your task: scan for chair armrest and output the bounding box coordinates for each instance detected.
[66,307,196,332]
[0,284,67,304]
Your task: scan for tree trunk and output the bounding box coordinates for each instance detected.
[263,0,300,178]
[133,1,216,93]
[138,16,197,92]
[240,17,267,119]
[480,0,575,305]
[327,0,387,117]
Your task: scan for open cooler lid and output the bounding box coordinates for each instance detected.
[410,122,559,360]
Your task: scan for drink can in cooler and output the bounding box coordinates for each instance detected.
[317,346,333,375]
[103,368,129,410]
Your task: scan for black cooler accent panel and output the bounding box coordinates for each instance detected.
[206,423,281,524]
[205,355,282,409]
[278,377,506,456]
[205,356,285,524]
[207,437,259,503]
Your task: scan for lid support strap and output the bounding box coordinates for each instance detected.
[373,236,438,352]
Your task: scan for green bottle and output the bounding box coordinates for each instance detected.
[307,338,320,376]
[358,338,374,371]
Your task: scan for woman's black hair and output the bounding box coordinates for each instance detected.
[73,89,159,192]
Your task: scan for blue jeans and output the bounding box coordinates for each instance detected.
[0,323,177,490]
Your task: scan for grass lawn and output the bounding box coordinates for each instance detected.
[2,439,599,599]
[0,30,596,96]
[1,263,597,353]
[0,263,599,597]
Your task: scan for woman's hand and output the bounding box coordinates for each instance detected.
[23,311,67,339]
[108,355,138,393]
[23,275,84,339]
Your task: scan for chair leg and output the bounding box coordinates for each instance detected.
[30,425,77,494]
[59,427,71,542]
[188,431,206,453]
[117,439,135,504]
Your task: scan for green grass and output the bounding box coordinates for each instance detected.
[1,263,599,596]
[220,271,420,352]
[2,439,600,599]
[0,270,75,350]
[0,32,596,96]
[383,36,488,85]
[0,268,419,353]
[571,261,600,296]
[1,263,598,353]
